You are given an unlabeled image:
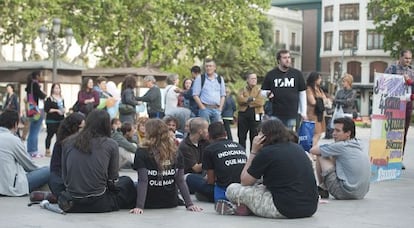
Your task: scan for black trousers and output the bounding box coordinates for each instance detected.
[66,176,136,213]
[237,108,260,150]
[46,122,60,149]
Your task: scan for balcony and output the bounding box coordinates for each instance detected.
[275,43,286,50]
[289,45,301,53]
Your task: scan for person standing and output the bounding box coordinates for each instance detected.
[25,71,47,157]
[261,49,307,130]
[185,66,202,117]
[192,58,226,123]
[334,74,357,118]
[120,75,140,123]
[44,83,65,157]
[306,72,327,147]
[136,75,163,119]
[4,84,19,112]
[236,72,264,149]
[77,77,99,117]
[384,50,414,169]
[221,88,236,141]
[164,74,191,132]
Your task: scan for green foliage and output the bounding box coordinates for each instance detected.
[0,0,274,79]
[368,0,414,57]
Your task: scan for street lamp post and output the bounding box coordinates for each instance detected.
[38,18,73,83]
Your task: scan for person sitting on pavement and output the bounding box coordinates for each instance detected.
[59,110,136,213]
[187,122,247,203]
[178,117,210,175]
[221,118,318,218]
[0,110,50,196]
[130,119,202,214]
[111,122,138,169]
[164,115,184,143]
[310,117,370,200]
[48,112,85,198]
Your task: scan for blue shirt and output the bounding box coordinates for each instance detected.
[192,73,226,105]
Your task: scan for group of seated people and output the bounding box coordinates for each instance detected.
[0,108,371,219]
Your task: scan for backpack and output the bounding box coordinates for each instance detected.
[201,73,222,88]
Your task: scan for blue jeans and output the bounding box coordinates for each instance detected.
[198,108,222,123]
[273,117,297,131]
[186,174,214,202]
[27,113,44,155]
[27,166,50,192]
[214,185,227,202]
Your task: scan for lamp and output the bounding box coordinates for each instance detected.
[38,18,73,83]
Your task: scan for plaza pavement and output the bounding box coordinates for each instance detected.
[1,126,413,228]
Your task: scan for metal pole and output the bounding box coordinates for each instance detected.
[52,40,57,83]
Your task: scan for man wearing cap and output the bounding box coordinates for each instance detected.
[192,58,226,123]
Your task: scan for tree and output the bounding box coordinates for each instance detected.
[368,0,414,57]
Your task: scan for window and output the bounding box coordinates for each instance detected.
[367,5,384,20]
[340,4,359,21]
[291,32,296,47]
[339,30,358,50]
[324,32,333,51]
[367,30,384,50]
[370,61,388,82]
[275,30,280,45]
[347,61,361,83]
[324,5,333,22]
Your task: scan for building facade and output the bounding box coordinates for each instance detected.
[320,0,393,116]
[266,6,303,70]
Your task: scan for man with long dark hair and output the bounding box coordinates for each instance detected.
[220,118,318,218]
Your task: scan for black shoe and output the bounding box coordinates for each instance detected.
[177,197,185,206]
[318,186,329,199]
[402,163,406,170]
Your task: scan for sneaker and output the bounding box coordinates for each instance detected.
[215,200,235,215]
[177,196,185,206]
[30,191,57,203]
[318,186,329,199]
[402,163,406,170]
[30,153,44,158]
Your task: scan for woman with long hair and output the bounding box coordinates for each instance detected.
[77,77,99,116]
[306,72,327,146]
[60,110,136,213]
[44,83,65,157]
[120,75,140,123]
[25,71,47,157]
[4,84,19,112]
[48,112,85,197]
[130,119,202,214]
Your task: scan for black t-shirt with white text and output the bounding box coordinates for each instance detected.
[247,142,318,218]
[133,148,184,209]
[202,139,247,188]
[261,67,306,119]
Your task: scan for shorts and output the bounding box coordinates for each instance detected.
[323,168,351,200]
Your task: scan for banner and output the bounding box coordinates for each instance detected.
[370,72,407,181]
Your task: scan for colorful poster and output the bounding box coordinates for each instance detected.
[370,72,406,181]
